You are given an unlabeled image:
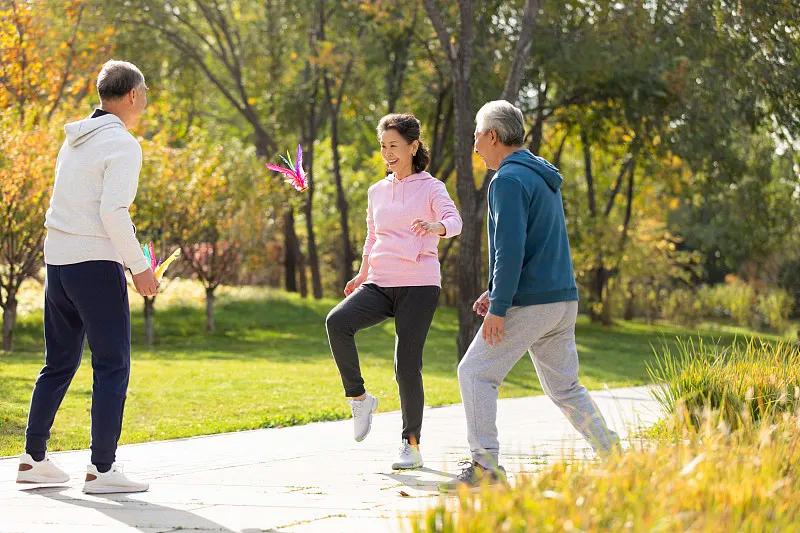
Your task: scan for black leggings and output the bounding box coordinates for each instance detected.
[325,283,440,443]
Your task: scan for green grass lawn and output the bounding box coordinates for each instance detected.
[0,281,785,457]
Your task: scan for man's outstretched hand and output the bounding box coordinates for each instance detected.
[473,290,489,316]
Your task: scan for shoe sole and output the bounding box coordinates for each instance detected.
[391,461,423,470]
[439,479,506,493]
[83,485,149,494]
[439,483,485,493]
[354,397,379,442]
[16,475,70,484]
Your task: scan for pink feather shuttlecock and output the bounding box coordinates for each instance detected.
[266,144,308,192]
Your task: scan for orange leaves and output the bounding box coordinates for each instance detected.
[0,0,114,118]
[0,111,59,276]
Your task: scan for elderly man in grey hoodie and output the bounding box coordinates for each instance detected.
[17,60,156,494]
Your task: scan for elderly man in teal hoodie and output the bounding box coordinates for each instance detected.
[445,100,620,489]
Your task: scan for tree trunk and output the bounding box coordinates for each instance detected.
[283,209,299,293]
[303,170,323,299]
[425,0,539,358]
[143,296,156,347]
[328,100,354,288]
[624,286,635,321]
[302,79,323,299]
[601,277,614,326]
[452,20,482,358]
[529,104,545,155]
[384,10,416,113]
[297,249,308,298]
[2,290,17,352]
[205,287,216,333]
[289,209,308,297]
[589,266,613,325]
[318,2,355,290]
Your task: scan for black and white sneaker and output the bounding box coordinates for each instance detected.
[440,460,507,491]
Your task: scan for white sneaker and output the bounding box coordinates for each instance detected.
[349,393,378,442]
[391,439,423,470]
[83,463,149,494]
[16,453,70,484]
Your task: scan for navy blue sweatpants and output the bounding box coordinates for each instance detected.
[25,261,131,466]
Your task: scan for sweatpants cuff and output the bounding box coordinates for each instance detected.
[472,450,500,469]
[345,386,366,397]
[90,451,117,465]
[24,440,46,456]
[402,433,421,444]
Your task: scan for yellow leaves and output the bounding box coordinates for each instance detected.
[0,111,60,265]
[312,40,345,70]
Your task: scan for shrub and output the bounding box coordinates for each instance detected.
[647,338,800,428]
[756,289,794,332]
[411,408,800,532]
[410,340,800,532]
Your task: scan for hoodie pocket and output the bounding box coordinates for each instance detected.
[417,234,439,261]
[368,234,425,268]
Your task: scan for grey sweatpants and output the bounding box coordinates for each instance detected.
[458,300,619,468]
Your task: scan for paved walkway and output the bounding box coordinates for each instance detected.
[0,386,660,533]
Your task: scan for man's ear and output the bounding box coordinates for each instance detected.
[489,130,498,145]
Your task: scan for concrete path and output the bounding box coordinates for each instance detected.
[0,386,661,533]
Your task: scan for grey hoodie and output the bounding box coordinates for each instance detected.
[44,113,150,274]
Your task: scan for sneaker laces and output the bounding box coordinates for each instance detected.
[456,460,476,481]
[350,398,365,416]
[398,440,414,456]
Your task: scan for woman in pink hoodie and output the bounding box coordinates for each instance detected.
[326,113,462,470]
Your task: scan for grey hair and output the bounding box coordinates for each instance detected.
[96,60,146,101]
[475,100,525,146]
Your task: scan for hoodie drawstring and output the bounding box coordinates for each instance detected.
[390,176,405,204]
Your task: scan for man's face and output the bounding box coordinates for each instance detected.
[128,83,148,126]
[473,128,494,169]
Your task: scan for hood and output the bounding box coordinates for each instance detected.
[64,113,126,147]
[498,149,563,192]
[384,171,437,203]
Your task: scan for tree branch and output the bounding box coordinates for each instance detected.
[423,0,455,63]
[581,127,597,217]
[47,3,85,121]
[501,0,539,102]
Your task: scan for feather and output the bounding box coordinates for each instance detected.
[295,144,303,175]
[148,242,157,270]
[266,162,295,177]
[154,248,181,282]
[142,243,152,265]
[266,145,308,192]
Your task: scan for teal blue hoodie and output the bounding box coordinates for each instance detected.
[487,149,578,317]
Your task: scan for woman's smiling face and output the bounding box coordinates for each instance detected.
[380,128,417,176]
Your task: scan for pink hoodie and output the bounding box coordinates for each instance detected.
[362,171,462,288]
